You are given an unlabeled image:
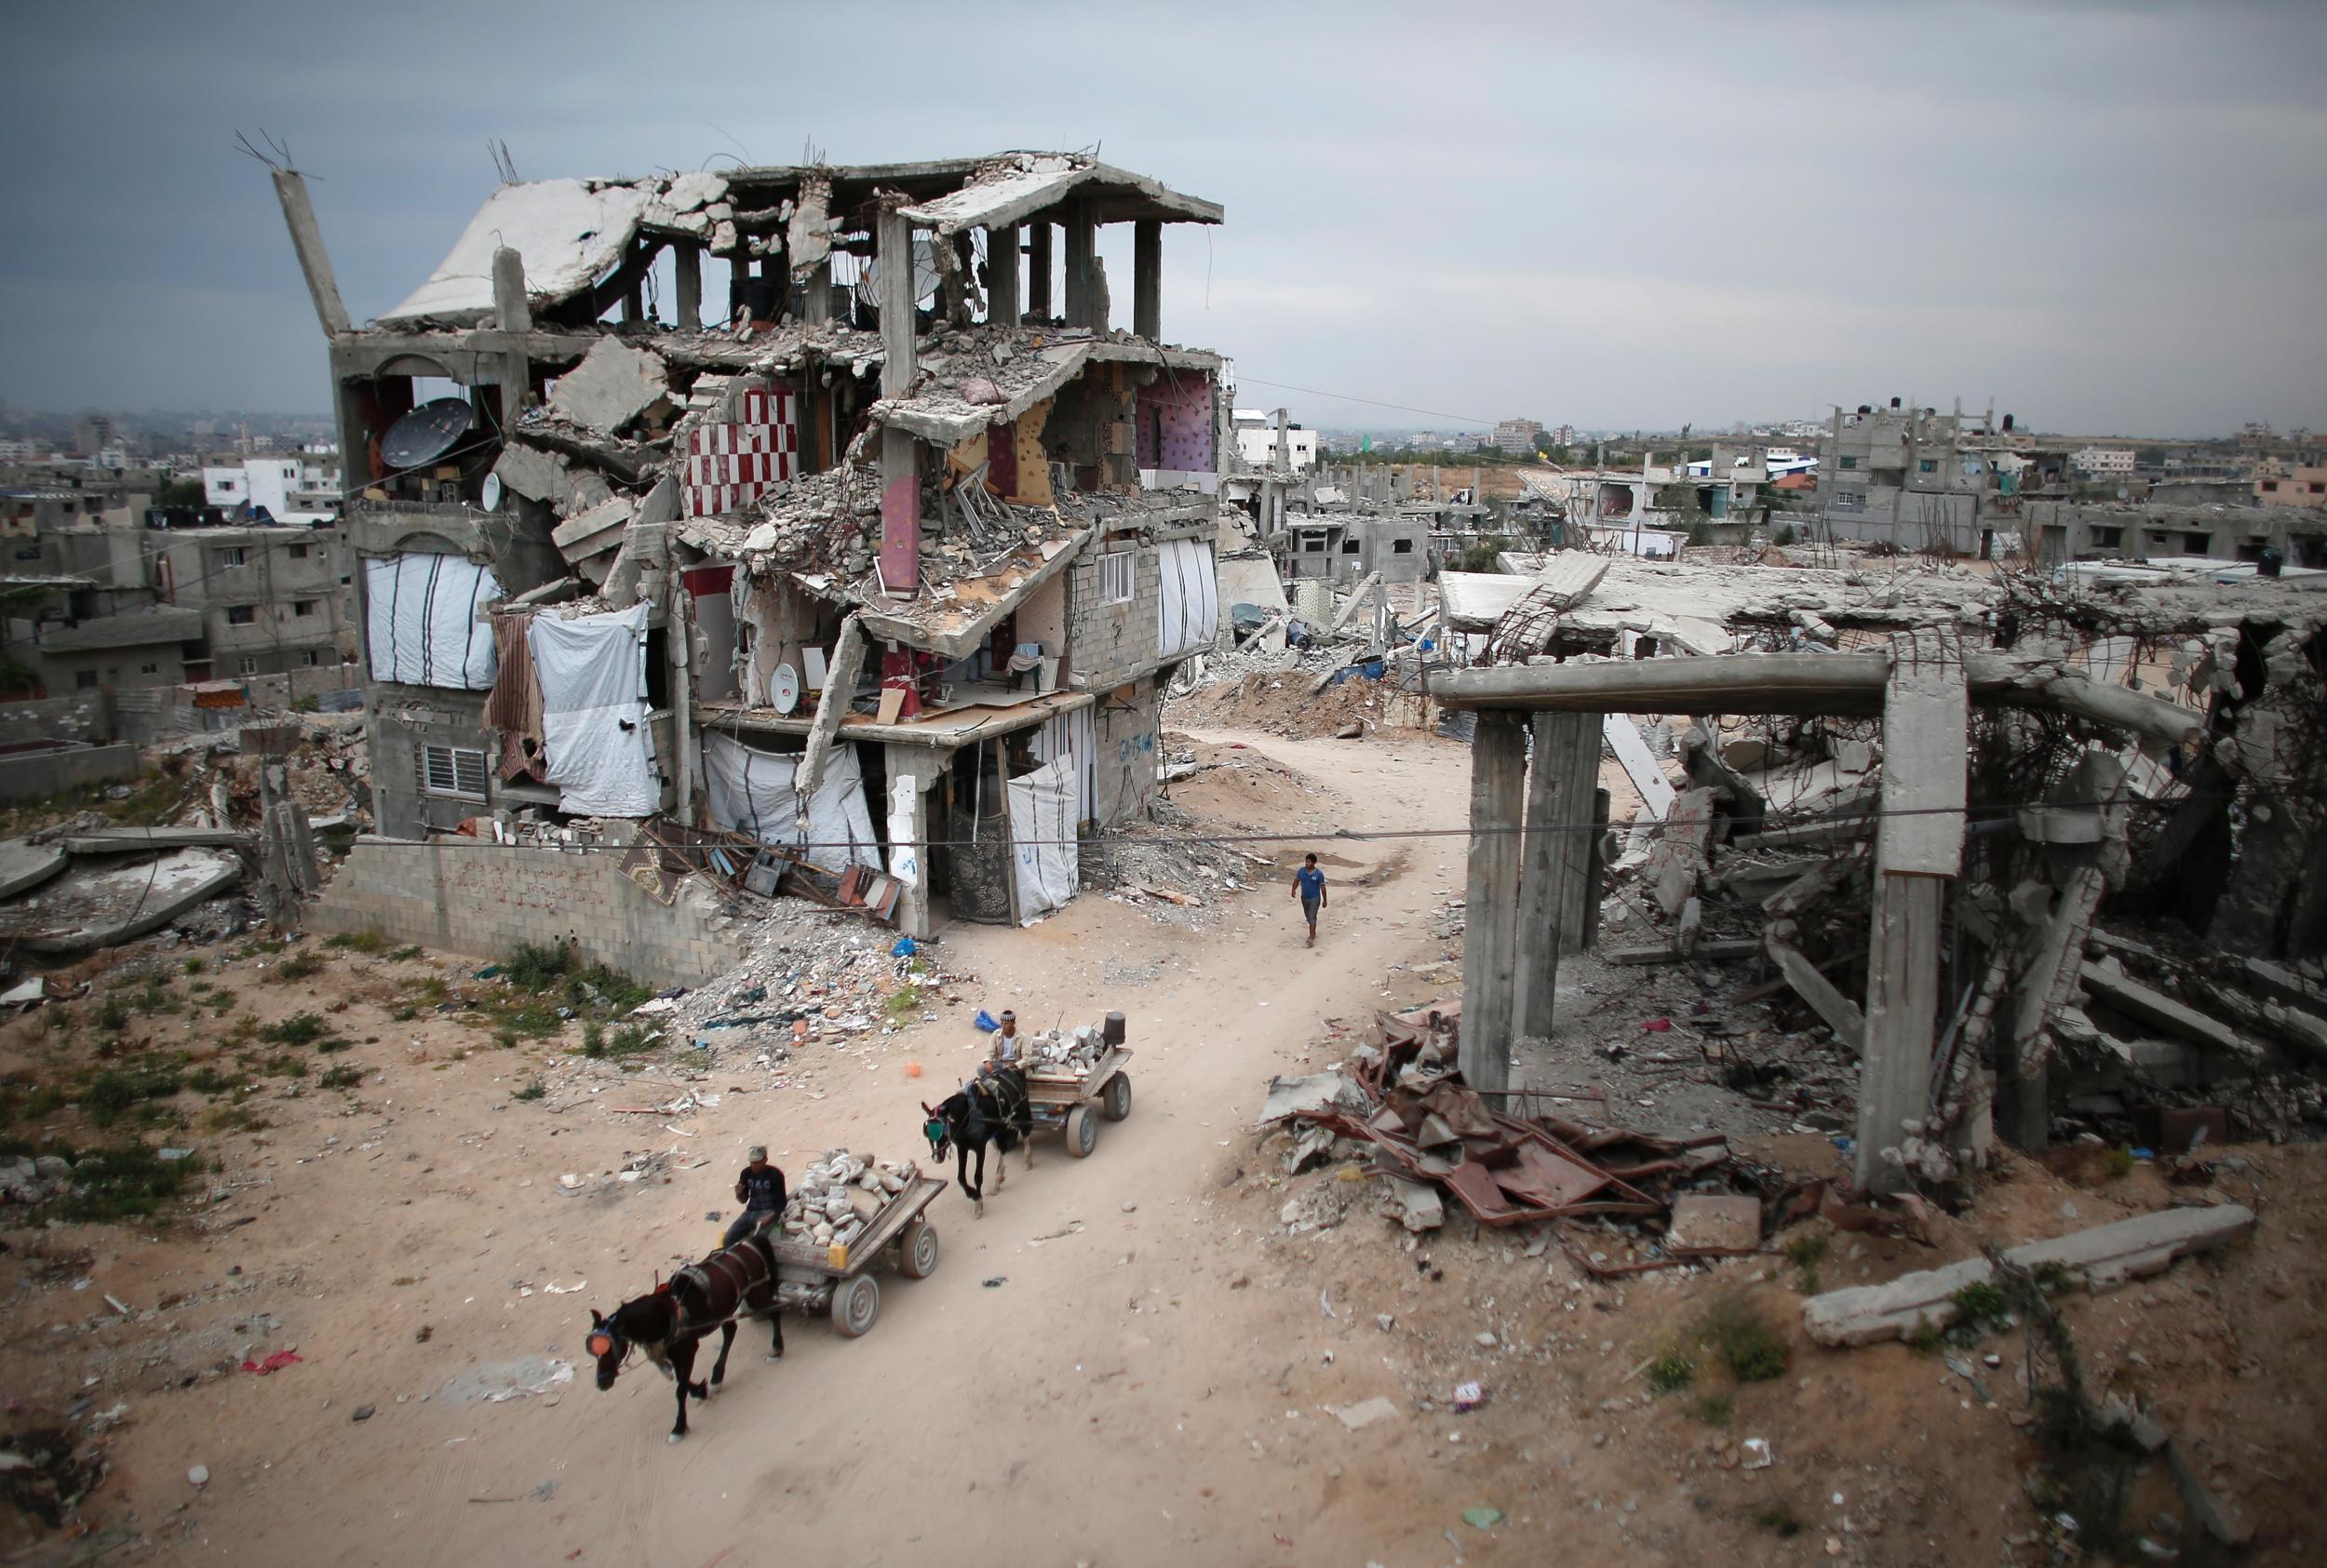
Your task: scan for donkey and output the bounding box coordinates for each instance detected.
[586,1227,785,1441]
[922,1064,1033,1217]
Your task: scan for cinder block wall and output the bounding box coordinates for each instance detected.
[0,744,141,802]
[1065,543,1160,691]
[311,839,751,986]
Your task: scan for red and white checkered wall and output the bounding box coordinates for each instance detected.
[684,386,799,518]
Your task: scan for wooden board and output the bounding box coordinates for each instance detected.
[1023,1047,1130,1106]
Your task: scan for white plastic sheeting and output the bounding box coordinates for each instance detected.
[887,774,921,889]
[364,555,502,690]
[1029,704,1096,826]
[699,732,881,871]
[1155,537,1220,661]
[528,602,658,817]
[1007,757,1079,923]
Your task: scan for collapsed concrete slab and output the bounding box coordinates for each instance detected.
[1801,1203,2255,1347]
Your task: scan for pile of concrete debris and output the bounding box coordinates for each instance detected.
[773,1149,921,1249]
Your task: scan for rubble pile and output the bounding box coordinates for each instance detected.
[1080,792,1263,921]
[1020,1023,1110,1074]
[774,1148,921,1249]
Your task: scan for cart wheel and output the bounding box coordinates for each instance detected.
[898,1218,940,1280]
[1066,1104,1098,1159]
[830,1274,881,1337]
[1101,1071,1132,1122]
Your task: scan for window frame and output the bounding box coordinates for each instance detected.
[420,744,490,801]
[216,546,249,568]
[226,605,257,625]
[1095,552,1135,605]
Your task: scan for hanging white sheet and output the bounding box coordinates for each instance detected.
[1029,704,1096,826]
[699,731,881,871]
[1007,755,1079,923]
[887,774,921,889]
[529,601,658,816]
[364,554,502,690]
[1155,537,1220,662]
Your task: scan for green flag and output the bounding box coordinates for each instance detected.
[1360,434,1372,453]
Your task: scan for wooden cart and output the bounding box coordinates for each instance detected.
[1021,1046,1135,1159]
[763,1173,946,1338]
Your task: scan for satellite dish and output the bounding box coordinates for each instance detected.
[382,397,475,471]
[481,473,504,512]
[772,663,801,715]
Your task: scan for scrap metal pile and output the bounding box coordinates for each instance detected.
[1263,1002,1797,1272]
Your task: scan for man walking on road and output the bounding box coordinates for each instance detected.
[723,1146,787,1248]
[1292,852,1328,947]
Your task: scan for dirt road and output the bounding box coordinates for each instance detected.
[114,730,1476,1566]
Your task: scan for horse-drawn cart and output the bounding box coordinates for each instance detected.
[1023,1045,1134,1159]
[763,1173,945,1338]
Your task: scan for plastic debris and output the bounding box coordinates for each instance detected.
[1461,1508,1505,1530]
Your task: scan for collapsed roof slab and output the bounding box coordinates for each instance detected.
[1433,650,2205,750]
[381,179,658,328]
[897,153,1222,235]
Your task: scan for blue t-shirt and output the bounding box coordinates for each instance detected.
[1296,865,1325,901]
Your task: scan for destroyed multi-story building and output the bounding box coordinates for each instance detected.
[272,152,1229,937]
[1817,397,2027,552]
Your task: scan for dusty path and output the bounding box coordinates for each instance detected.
[137,730,1473,1567]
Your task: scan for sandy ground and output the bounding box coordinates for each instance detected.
[7,725,2321,1567]
[3,730,1487,1566]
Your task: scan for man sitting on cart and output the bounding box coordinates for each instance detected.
[723,1146,787,1248]
[984,1010,1024,1070]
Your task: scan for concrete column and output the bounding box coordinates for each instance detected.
[674,241,703,330]
[1459,711,1527,1093]
[492,248,531,419]
[883,744,936,940]
[798,253,830,325]
[1858,874,1944,1191]
[878,207,916,398]
[1064,206,1096,329]
[1554,722,1599,956]
[1027,222,1053,321]
[1132,219,1162,341]
[269,168,352,337]
[1513,711,1592,1041]
[987,224,1020,327]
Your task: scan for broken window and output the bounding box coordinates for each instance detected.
[419,744,490,800]
[289,543,312,558]
[293,600,317,617]
[1340,538,1361,555]
[217,547,249,568]
[302,650,321,667]
[75,670,98,690]
[1839,456,1859,470]
[1301,535,1327,553]
[1096,552,1135,605]
[227,605,257,625]
[2090,527,2124,549]
[1392,539,1415,555]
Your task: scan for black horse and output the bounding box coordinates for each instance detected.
[922,1065,1033,1217]
[586,1228,785,1441]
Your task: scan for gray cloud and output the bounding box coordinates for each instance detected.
[2,0,2320,434]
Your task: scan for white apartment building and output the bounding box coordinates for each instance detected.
[1231,409,1318,473]
[2071,445,2136,478]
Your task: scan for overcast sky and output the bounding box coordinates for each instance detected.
[4,0,2321,436]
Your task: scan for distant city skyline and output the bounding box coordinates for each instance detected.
[1,2,2321,435]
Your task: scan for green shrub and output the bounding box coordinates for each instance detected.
[271,951,325,982]
[1694,1393,1734,1427]
[503,942,575,991]
[1701,1295,1790,1383]
[185,1066,242,1096]
[317,1065,363,1090]
[511,1079,546,1102]
[1646,1347,1696,1393]
[55,1144,195,1222]
[325,931,392,955]
[2101,1145,2135,1179]
[81,1069,182,1128]
[1951,1280,2011,1328]
[259,1013,330,1048]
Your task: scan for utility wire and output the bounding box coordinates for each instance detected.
[1230,377,1501,430]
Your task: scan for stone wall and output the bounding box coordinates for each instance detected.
[0,693,113,744]
[1091,676,1161,828]
[310,838,752,985]
[1065,541,1160,692]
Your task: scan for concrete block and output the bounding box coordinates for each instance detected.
[1802,1203,2254,1347]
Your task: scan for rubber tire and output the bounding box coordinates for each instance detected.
[1100,1072,1132,1122]
[1065,1104,1098,1159]
[830,1273,880,1338]
[898,1218,939,1280]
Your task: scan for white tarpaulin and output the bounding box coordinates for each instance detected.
[364,555,502,690]
[1007,756,1078,923]
[1155,537,1220,661]
[528,602,658,816]
[1030,704,1096,826]
[699,731,881,871]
